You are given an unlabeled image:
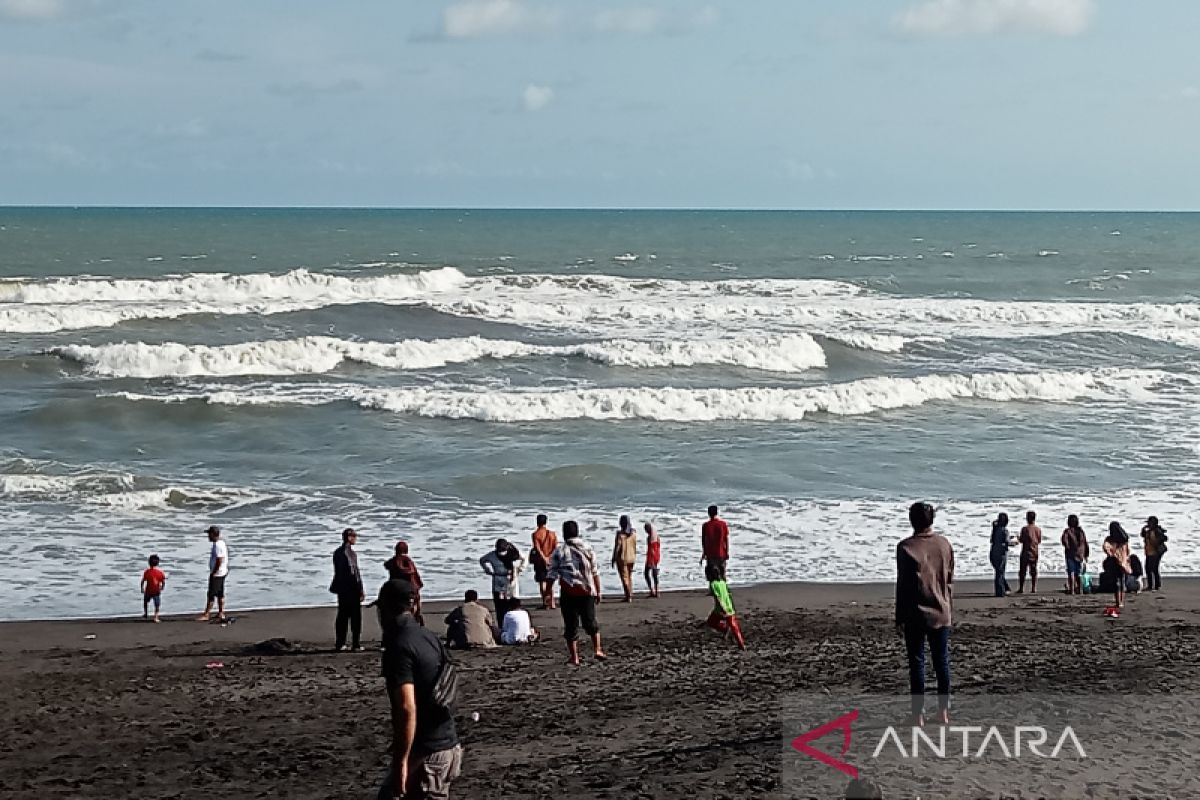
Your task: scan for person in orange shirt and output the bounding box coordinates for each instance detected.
[141,554,167,623]
[530,514,558,610]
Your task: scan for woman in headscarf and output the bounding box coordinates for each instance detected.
[1061,515,1089,596]
[989,513,1013,598]
[384,541,424,625]
[1102,522,1132,617]
[611,514,638,603]
[1141,516,1168,591]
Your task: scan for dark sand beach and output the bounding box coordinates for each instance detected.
[2,578,1197,799]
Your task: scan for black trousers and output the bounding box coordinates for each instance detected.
[335,592,362,648]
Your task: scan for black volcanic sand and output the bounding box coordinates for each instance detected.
[1,579,1197,799]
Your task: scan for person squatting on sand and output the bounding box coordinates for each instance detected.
[385,541,425,625]
[1061,515,1090,596]
[1102,522,1133,617]
[546,519,607,666]
[895,501,954,726]
[530,514,558,610]
[140,554,166,622]
[499,598,540,645]
[1141,516,1168,591]
[375,579,462,800]
[644,521,661,598]
[701,504,730,581]
[198,525,229,622]
[479,539,523,621]
[443,590,497,650]
[1017,510,1042,594]
[989,513,1013,598]
[330,527,365,652]
[611,514,637,603]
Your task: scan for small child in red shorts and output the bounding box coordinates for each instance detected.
[141,554,167,622]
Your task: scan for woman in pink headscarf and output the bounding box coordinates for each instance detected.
[384,540,425,625]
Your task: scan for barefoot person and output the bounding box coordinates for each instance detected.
[611,515,637,603]
[480,539,521,621]
[530,515,558,610]
[1017,511,1042,594]
[385,541,425,625]
[198,526,229,622]
[701,505,730,581]
[989,513,1012,598]
[141,554,166,622]
[443,590,497,650]
[1061,515,1089,595]
[644,522,661,598]
[1141,516,1168,591]
[547,520,606,666]
[330,528,365,652]
[895,501,954,726]
[375,579,462,800]
[1102,522,1132,617]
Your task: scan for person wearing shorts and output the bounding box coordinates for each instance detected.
[547,520,606,666]
[141,554,166,622]
[530,514,558,610]
[199,525,229,622]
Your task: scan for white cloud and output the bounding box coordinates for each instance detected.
[443,0,561,39]
[1182,86,1200,100]
[523,83,554,112]
[896,0,1095,37]
[0,0,64,20]
[594,8,661,36]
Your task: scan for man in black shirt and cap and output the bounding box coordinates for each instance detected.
[376,578,462,800]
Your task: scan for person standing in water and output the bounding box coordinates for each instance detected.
[530,514,558,610]
[1017,511,1042,594]
[701,505,730,581]
[1141,516,1168,591]
[1061,515,1090,596]
[611,515,637,603]
[989,513,1013,598]
[644,522,661,598]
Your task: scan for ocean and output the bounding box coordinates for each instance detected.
[2,208,1198,620]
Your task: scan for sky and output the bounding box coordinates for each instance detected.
[1,0,1198,209]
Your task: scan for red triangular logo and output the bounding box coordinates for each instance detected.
[790,709,859,779]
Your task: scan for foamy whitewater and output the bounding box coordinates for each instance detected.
[3,208,1199,619]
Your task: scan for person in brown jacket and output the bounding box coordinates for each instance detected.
[895,501,954,726]
[611,514,638,603]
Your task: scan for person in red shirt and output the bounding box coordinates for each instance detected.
[141,554,167,623]
[644,522,661,598]
[701,505,730,580]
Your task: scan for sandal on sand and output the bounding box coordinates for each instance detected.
[594,652,608,661]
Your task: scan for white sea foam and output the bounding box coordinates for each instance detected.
[55,333,830,378]
[106,368,1167,423]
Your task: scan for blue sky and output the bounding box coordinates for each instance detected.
[1,0,1198,209]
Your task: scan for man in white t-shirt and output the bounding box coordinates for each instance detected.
[500,598,538,645]
[199,525,230,622]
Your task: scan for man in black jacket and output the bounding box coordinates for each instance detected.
[331,527,365,651]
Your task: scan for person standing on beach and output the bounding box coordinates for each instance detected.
[989,513,1012,598]
[1102,522,1132,617]
[331,528,365,651]
[480,539,521,620]
[1141,516,1168,591]
[1061,515,1090,596]
[1017,511,1042,594]
[547,520,606,666]
[895,501,954,726]
[198,525,229,622]
[611,515,637,603]
[385,541,425,625]
[141,554,166,622]
[375,579,462,800]
[530,515,558,610]
[701,505,730,581]
[644,522,661,598]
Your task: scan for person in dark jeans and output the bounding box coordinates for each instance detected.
[989,512,1011,597]
[1141,516,1168,591]
[330,527,364,652]
[895,501,954,726]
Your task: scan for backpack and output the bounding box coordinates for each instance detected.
[430,642,459,713]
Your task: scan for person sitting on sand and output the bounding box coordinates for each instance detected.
[444,590,498,650]
[1061,515,1090,596]
[895,501,954,727]
[611,515,637,603]
[198,525,229,623]
[1141,516,1168,591]
[385,541,424,625]
[1017,511,1041,594]
[500,598,540,645]
[989,513,1013,598]
[644,522,661,598]
[141,554,166,622]
[701,505,730,580]
[546,520,606,666]
[480,539,523,621]
[705,563,746,650]
[1127,554,1144,595]
[1102,521,1132,617]
[530,514,558,610]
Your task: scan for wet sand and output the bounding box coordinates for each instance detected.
[2,578,1197,799]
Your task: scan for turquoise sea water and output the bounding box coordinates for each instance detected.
[2,209,1198,618]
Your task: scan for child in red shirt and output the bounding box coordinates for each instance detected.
[141,554,167,622]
